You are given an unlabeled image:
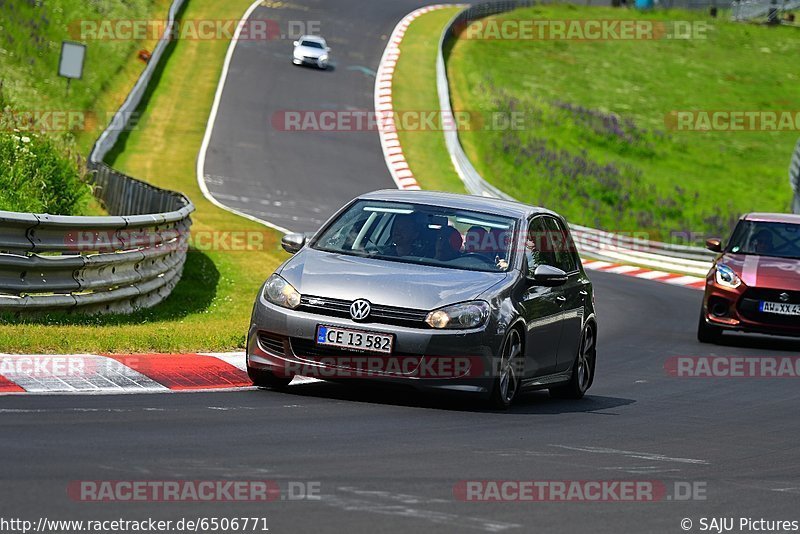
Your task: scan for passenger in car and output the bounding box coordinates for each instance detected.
[488,228,510,260]
[464,226,488,254]
[435,226,464,261]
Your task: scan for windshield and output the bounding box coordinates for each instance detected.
[300,40,324,49]
[726,220,800,260]
[312,200,516,272]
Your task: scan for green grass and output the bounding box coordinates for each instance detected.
[446,4,800,241]
[392,7,466,194]
[0,0,173,216]
[0,0,173,154]
[0,0,289,353]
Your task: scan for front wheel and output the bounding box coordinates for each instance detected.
[550,325,596,400]
[248,367,292,389]
[697,310,722,344]
[488,329,524,409]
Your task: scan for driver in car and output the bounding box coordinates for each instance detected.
[752,229,775,254]
[385,213,427,257]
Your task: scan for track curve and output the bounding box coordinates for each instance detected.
[200,0,433,232]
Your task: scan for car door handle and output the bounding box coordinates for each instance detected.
[556,296,567,302]
[579,290,588,296]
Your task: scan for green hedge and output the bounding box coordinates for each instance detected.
[0,129,90,215]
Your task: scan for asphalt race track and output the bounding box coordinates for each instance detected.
[3,272,800,532]
[3,1,800,532]
[201,0,434,232]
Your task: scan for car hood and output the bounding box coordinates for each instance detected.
[279,248,509,310]
[719,253,800,290]
[294,45,325,58]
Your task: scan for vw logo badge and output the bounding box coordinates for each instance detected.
[350,299,371,321]
[779,292,790,303]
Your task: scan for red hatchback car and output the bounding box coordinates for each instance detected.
[698,213,800,343]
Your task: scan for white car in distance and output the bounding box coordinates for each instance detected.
[292,35,330,70]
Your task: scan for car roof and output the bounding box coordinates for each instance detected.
[357,189,558,220]
[298,35,326,44]
[742,212,800,224]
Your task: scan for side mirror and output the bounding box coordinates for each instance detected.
[281,233,306,254]
[293,40,299,47]
[529,265,568,286]
[706,238,722,253]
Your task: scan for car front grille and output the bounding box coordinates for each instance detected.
[738,288,800,327]
[297,295,429,328]
[257,332,287,355]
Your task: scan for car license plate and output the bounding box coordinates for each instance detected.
[759,301,800,316]
[316,325,394,354]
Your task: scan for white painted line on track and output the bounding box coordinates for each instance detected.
[551,445,709,465]
[196,0,293,235]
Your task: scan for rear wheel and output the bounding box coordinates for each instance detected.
[248,367,292,389]
[550,325,596,400]
[489,329,524,410]
[697,310,722,344]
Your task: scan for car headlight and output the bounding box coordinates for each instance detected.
[263,274,301,309]
[714,264,742,289]
[318,54,328,62]
[425,301,490,329]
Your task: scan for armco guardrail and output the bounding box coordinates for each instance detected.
[0,0,194,314]
[732,0,800,20]
[437,1,716,275]
[89,0,187,164]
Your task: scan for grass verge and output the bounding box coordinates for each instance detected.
[392,7,466,194]
[446,5,800,241]
[0,0,289,353]
[0,0,173,155]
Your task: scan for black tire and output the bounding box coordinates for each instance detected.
[248,367,292,389]
[697,310,722,344]
[550,324,596,400]
[488,329,524,410]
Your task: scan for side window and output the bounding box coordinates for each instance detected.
[544,217,577,273]
[524,217,557,274]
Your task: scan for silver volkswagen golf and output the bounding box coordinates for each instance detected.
[246,190,597,408]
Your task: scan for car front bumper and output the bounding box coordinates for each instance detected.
[246,295,505,394]
[703,282,800,337]
[293,55,326,67]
